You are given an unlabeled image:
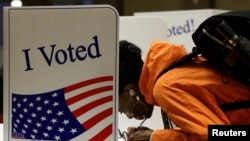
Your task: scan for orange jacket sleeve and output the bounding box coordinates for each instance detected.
[150,63,250,141]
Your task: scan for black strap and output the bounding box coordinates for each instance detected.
[161,109,173,129]
[155,47,199,82]
[219,100,250,111]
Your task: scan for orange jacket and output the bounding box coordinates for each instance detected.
[139,41,250,141]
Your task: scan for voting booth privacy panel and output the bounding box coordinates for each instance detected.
[134,9,228,52]
[0,124,2,141]
[119,16,168,59]
[118,16,167,138]
[3,5,119,141]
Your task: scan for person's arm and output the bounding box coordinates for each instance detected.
[152,78,231,141]
[127,126,193,141]
[151,129,193,141]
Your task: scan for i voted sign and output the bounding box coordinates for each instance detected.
[3,5,119,141]
[22,35,101,71]
[134,9,227,52]
[167,19,194,38]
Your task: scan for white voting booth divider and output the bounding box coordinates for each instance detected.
[3,5,118,141]
[118,16,167,140]
[0,124,2,141]
[134,9,228,52]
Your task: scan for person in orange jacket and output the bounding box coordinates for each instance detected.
[118,40,250,141]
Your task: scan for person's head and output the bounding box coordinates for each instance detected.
[119,40,153,120]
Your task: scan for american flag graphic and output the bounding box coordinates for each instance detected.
[11,75,115,141]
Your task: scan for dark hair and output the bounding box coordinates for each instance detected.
[119,40,143,94]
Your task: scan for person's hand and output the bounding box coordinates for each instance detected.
[127,126,153,141]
